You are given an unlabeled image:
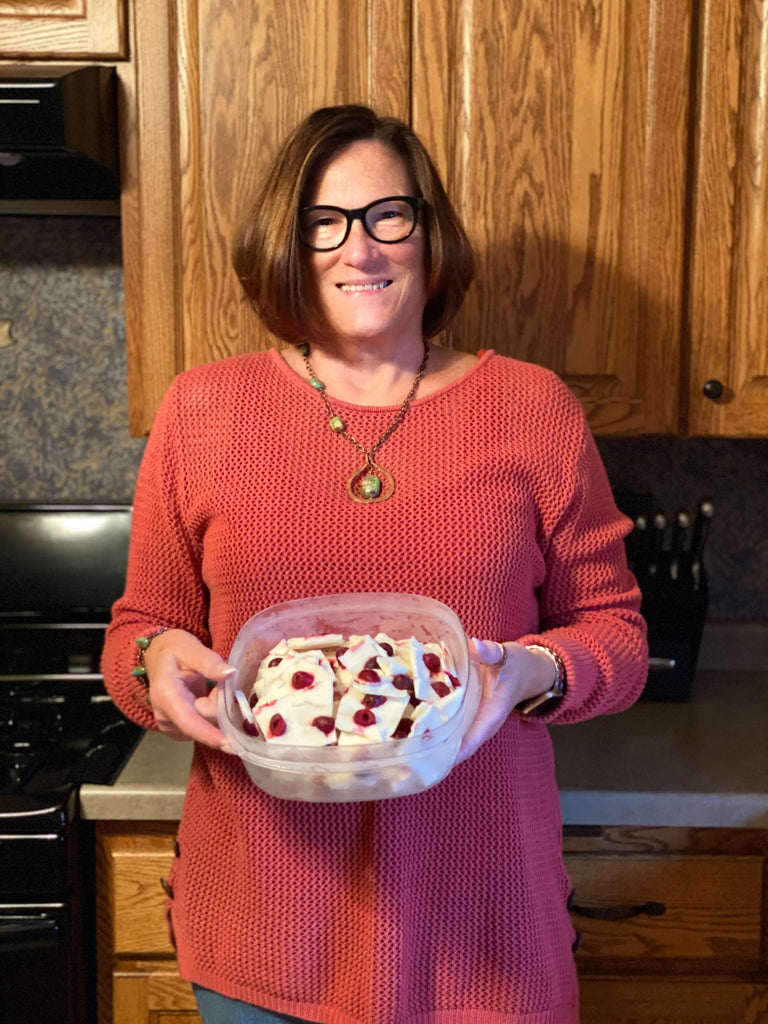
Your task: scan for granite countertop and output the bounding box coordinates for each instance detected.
[80,667,768,828]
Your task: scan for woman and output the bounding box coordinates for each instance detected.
[102,105,647,1024]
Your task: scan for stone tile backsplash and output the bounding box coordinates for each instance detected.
[1,216,765,620]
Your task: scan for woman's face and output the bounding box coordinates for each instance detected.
[302,140,427,348]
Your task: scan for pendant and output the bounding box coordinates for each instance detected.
[346,463,395,504]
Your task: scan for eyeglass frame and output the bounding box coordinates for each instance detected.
[297,195,426,252]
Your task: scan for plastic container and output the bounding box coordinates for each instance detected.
[219,593,479,802]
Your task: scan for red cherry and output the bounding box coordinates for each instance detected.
[358,669,379,683]
[364,656,380,670]
[380,642,394,656]
[243,719,260,737]
[431,680,450,698]
[362,694,386,708]
[392,674,412,690]
[353,708,376,727]
[268,657,282,668]
[312,716,335,735]
[269,714,286,737]
[291,671,314,689]
[248,693,258,708]
[448,674,461,688]
[335,647,348,659]
[393,719,413,739]
[423,652,441,672]
[408,695,422,708]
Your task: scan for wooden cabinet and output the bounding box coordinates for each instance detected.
[687,0,768,436]
[564,826,768,1023]
[120,0,768,439]
[95,822,201,1024]
[0,0,126,59]
[98,821,768,1024]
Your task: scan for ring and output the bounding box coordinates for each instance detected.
[491,641,508,668]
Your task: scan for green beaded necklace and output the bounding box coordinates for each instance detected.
[300,340,430,503]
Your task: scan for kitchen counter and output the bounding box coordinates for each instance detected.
[80,669,768,827]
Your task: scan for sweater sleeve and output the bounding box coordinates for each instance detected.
[100,377,211,729]
[517,385,648,724]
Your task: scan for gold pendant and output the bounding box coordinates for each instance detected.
[346,463,395,504]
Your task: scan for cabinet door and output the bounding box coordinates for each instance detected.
[413,0,692,436]
[0,0,126,59]
[114,968,202,1024]
[687,0,768,436]
[579,980,768,1024]
[124,0,410,436]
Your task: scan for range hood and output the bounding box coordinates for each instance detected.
[0,65,120,215]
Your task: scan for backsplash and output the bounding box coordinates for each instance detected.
[1,216,766,621]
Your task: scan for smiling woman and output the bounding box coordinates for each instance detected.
[101,104,647,1024]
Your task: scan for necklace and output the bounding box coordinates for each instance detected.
[300,340,429,503]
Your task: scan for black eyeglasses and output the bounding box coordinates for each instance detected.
[298,195,425,252]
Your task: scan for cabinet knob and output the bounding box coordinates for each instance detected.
[702,379,724,400]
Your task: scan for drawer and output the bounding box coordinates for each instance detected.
[98,825,177,957]
[566,853,764,964]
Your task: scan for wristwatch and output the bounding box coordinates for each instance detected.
[515,644,567,715]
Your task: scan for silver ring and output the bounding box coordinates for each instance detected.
[491,641,508,668]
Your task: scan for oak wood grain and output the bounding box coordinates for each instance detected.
[0,0,126,58]
[413,0,692,435]
[688,0,768,436]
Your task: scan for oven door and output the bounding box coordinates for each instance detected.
[0,903,85,1024]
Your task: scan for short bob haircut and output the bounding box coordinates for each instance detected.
[233,105,475,344]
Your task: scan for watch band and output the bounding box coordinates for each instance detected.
[516,644,567,715]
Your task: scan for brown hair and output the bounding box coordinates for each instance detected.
[233,105,475,343]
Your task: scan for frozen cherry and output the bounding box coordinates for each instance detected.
[423,652,441,672]
[248,693,258,708]
[269,714,286,738]
[392,674,412,690]
[364,656,380,670]
[335,647,348,659]
[409,694,423,708]
[448,674,461,688]
[291,670,314,689]
[358,669,379,683]
[268,657,282,668]
[312,716,335,735]
[243,719,260,737]
[353,708,376,727]
[380,642,394,656]
[362,694,386,708]
[431,680,450,698]
[393,719,413,739]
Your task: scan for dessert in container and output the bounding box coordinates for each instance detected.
[219,592,480,802]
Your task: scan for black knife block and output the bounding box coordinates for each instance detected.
[639,568,708,701]
[614,491,709,702]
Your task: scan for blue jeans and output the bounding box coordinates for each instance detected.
[192,985,311,1024]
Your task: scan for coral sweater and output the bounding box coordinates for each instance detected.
[102,348,647,1024]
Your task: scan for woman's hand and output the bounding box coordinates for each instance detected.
[142,628,235,749]
[456,639,558,762]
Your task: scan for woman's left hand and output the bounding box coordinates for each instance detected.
[456,639,558,762]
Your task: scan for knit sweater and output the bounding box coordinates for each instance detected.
[102,348,647,1024]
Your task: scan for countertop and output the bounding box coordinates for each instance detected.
[80,668,768,828]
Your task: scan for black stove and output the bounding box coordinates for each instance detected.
[0,504,142,1024]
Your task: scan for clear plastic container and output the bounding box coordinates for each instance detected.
[219,592,480,802]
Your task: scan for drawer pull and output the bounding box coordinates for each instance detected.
[568,898,666,921]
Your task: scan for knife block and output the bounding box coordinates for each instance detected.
[613,489,709,702]
[639,568,708,701]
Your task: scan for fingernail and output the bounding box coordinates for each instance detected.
[221,667,237,677]
[220,743,233,755]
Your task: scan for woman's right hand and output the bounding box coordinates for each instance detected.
[142,628,235,749]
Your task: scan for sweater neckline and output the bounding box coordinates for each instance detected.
[266,345,496,412]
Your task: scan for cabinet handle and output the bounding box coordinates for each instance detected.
[702,379,724,400]
[568,898,666,921]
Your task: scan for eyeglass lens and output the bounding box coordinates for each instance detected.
[299,198,418,251]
